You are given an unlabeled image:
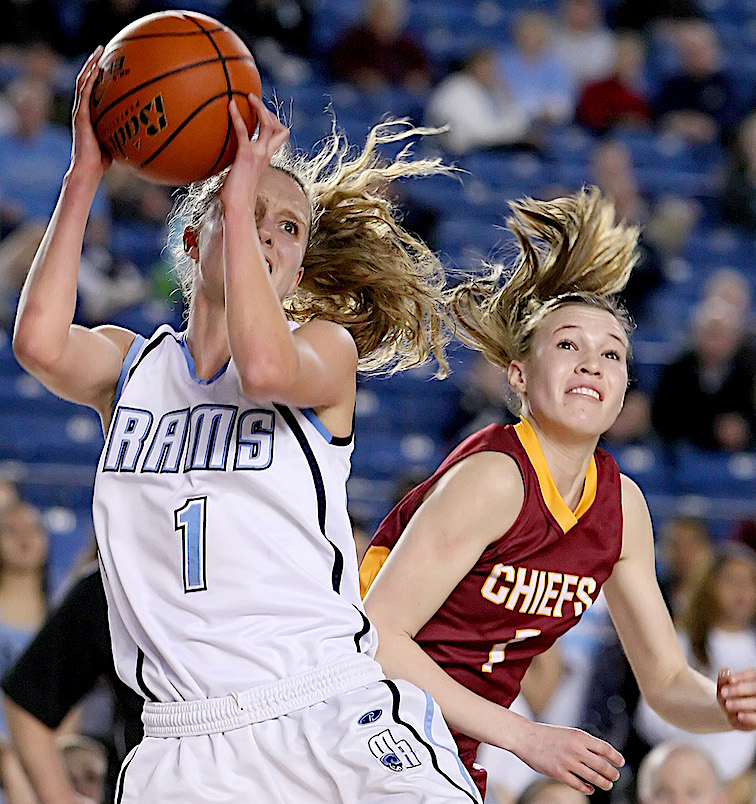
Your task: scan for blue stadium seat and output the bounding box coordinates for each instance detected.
[675,446,756,500]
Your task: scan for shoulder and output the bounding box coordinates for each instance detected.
[294,318,357,353]
[92,325,139,361]
[619,473,654,557]
[431,450,524,528]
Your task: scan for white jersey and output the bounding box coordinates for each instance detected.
[93,324,378,703]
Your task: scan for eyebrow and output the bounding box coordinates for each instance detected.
[553,324,626,345]
[279,206,309,230]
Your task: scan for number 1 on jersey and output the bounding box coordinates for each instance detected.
[174,497,207,593]
[482,629,541,673]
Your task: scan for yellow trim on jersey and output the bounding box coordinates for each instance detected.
[359,545,391,599]
[513,417,597,534]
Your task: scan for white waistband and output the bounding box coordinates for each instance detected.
[142,654,384,737]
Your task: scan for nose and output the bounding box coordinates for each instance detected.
[578,352,602,375]
[256,214,273,246]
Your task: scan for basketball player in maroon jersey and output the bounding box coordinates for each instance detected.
[360,187,756,798]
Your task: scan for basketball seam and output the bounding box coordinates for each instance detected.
[109,28,226,41]
[90,56,254,127]
[185,13,235,177]
[137,91,250,173]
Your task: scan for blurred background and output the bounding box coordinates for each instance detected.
[0,1,753,801]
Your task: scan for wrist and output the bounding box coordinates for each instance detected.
[491,705,533,753]
[63,161,104,193]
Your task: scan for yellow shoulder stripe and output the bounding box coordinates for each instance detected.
[359,545,391,599]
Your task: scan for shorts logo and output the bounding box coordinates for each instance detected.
[368,729,422,773]
[358,709,382,725]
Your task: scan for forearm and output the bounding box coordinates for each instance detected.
[642,665,730,733]
[3,698,80,804]
[375,631,531,753]
[13,168,100,369]
[221,206,298,392]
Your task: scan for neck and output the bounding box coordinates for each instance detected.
[523,414,598,508]
[185,295,232,381]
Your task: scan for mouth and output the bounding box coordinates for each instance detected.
[567,386,602,402]
[265,259,273,274]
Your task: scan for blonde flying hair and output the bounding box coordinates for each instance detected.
[448,186,640,373]
[170,119,454,375]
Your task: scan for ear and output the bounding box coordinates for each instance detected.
[183,227,199,261]
[284,267,304,298]
[507,359,526,395]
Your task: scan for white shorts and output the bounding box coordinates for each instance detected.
[116,669,481,802]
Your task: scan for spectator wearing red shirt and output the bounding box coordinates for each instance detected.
[329,0,432,92]
[576,33,651,134]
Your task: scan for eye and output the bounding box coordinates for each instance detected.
[557,340,576,350]
[605,350,620,360]
[282,220,299,236]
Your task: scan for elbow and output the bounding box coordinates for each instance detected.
[12,320,56,376]
[238,353,298,401]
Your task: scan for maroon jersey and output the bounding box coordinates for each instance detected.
[360,418,623,788]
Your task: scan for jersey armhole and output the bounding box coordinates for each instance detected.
[112,335,146,413]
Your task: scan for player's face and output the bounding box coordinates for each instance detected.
[194,167,310,303]
[0,504,47,573]
[253,167,310,299]
[509,304,629,442]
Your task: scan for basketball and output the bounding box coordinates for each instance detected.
[89,10,261,185]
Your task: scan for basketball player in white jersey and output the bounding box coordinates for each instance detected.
[12,48,482,803]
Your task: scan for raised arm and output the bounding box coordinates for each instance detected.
[604,475,756,732]
[363,452,623,793]
[12,49,135,421]
[219,94,357,430]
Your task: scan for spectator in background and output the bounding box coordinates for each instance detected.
[589,141,666,325]
[102,163,173,229]
[635,544,756,782]
[704,269,754,343]
[636,742,725,804]
[424,47,532,156]
[498,12,576,128]
[651,297,756,451]
[443,353,516,448]
[0,500,49,804]
[0,76,108,227]
[222,0,313,84]
[329,0,432,93]
[2,563,144,804]
[653,21,738,145]
[656,516,714,614]
[553,0,617,90]
[576,33,651,134]
[721,111,756,233]
[57,735,107,804]
[516,778,589,804]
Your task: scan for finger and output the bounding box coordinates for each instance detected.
[563,772,595,796]
[734,711,756,730]
[578,764,617,792]
[76,46,104,92]
[228,98,250,143]
[590,740,625,768]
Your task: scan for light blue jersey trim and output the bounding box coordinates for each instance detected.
[180,335,228,385]
[301,407,334,443]
[113,335,146,411]
[422,690,481,800]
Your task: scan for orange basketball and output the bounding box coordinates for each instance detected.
[89,10,261,185]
